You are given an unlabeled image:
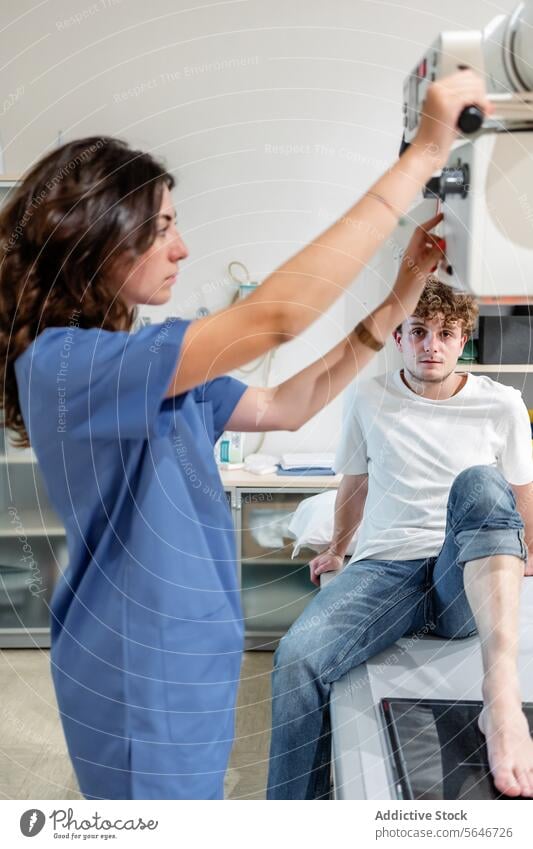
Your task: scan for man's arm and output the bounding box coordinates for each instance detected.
[309,474,368,586]
[512,482,533,576]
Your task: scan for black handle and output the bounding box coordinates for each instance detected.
[458,105,484,134]
[399,134,410,157]
[423,176,441,199]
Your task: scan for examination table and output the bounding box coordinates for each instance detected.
[326,574,533,800]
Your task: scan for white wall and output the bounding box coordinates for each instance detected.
[1,0,516,454]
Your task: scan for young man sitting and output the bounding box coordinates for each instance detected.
[267,278,533,800]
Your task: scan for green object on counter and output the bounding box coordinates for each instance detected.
[219,431,244,464]
[458,339,478,363]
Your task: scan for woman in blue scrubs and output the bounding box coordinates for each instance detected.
[0,73,487,798]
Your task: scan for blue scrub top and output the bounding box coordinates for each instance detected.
[15,320,248,799]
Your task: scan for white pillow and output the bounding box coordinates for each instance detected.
[287,490,358,557]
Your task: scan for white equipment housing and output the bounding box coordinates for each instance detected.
[439,134,533,300]
[402,2,533,300]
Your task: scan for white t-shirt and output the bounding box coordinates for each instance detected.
[334,371,533,563]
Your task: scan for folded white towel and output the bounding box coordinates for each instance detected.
[280,452,335,470]
[244,453,280,475]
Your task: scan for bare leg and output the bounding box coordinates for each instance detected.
[463,555,533,798]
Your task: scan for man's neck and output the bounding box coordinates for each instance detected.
[400,367,466,401]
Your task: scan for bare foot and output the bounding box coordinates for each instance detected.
[478,702,533,797]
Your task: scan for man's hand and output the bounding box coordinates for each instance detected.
[390,212,446,320]
[309,550,344,587]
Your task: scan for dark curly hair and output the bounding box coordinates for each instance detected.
[0,136,174,446]
[397,276,478,337]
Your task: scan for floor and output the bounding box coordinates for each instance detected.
[0,649,273,800]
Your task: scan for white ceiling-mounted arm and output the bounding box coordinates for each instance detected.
[484,1,533,93]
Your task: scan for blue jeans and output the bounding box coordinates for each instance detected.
[267,466,527,799]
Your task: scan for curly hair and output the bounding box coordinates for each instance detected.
[398,276,478,336]
[0,136,174,446]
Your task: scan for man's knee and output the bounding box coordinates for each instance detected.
[449,465,516,519]
[273,621,322,679]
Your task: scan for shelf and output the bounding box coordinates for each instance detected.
[0,512,65,537]
[0,528,65,538]
[456,364,533,373]
[221,469,341,488]
[241,557,311,567]
[0,629,50,648]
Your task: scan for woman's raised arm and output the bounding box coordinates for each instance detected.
[167,71,491,397]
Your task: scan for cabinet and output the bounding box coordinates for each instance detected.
[0,439,338,648]
[0,180,65,645]
[0,175,19,218]
[0,176,19,195]
[222,472,341,650]
[0,433,68,647]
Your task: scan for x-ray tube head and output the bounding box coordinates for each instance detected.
[403,1,533,299]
